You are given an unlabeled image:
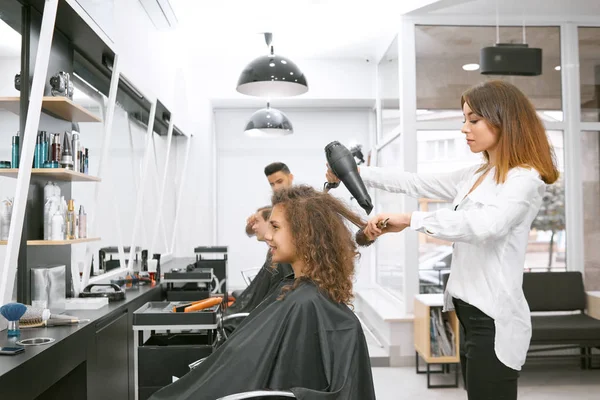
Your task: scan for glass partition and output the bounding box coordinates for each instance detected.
[377,36,400,140]
[415,25,562,123]
[582,131,600,286]
[579,27,600,122]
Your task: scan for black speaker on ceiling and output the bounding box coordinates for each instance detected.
[480,43,542,76]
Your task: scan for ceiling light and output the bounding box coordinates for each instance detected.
[244,103,293,137]
[236,33,308,98]
[555,66,561,71]
[462,63,480,71]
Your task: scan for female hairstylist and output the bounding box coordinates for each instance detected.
[327,80,559,399]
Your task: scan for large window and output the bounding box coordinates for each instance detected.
[579,28,600,122]
[372,22,598,304]
[579,26,600,290]
[582,131,600,287]
[415,25,562,122]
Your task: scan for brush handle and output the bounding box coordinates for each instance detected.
[49,313,79,321]
[46,319,80,326]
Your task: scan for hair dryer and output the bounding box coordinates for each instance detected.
[324,141,373,215]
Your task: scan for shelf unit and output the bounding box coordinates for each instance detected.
[0,96,101,122]
[414,294,460,388]
[0,168,100,182]
[0,237,100,246]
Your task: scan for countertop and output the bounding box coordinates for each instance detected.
[0,282,162,378]
[0,257,198,379]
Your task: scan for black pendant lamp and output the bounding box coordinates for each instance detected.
[236,33,308,98]
[244,103,293,137]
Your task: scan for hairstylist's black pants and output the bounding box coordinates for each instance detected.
[453,298,519,400]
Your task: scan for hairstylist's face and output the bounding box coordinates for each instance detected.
[461,102,499,155]
[252,212,269,242]
[264,205,297,264]
[267,171,294,192]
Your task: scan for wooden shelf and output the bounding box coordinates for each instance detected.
[0,168,100,182]
[0,238,100,246]
[0,96,101,122]
[414,295,460,364]
[28,238,101,246]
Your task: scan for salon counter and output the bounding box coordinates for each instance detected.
[0,282,163,400]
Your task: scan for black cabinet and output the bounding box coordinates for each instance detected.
[90,311,129,400]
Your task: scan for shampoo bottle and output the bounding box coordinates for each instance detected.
[78,206,87,239]
[11,134,19,169]
[66,199,75,240]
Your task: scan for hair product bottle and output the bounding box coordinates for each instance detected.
[11,134,19,168]
[66,199,75,240]
[78,206,87,239]
[72,131,80,173]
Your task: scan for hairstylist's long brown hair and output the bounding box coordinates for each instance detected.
[271,185,365,305]
[461,80,559,184]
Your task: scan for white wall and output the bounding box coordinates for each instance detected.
[190,56,375,102]
[70,102,179,272]
[214,108,373,290]
[171,96,215,258]
[171,53,378,260]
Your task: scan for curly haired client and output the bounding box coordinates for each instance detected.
[149,185,376,400]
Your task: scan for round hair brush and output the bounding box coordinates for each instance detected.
[0,303,28,337]
[20,305,86,328]
[355,218,390,247]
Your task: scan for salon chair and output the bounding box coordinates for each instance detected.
[230,268,261,299]
[188,312,250,370]
[241,267,261,286]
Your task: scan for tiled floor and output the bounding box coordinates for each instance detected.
[372,363,600,400]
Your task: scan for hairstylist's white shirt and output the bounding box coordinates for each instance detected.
[360,165,546,371]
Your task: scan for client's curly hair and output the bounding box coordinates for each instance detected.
[271,185,366,305]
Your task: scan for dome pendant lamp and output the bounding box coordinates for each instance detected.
[244,102,293,137]
[236,33,308,98]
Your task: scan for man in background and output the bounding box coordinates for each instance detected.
[245,162,294,236]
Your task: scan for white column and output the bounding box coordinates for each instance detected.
[0,0,59,304]
[561,23,585,274]
[399,19,419,314]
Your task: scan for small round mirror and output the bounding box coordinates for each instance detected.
[16,337,55,346]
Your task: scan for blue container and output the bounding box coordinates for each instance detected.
[43,161,59,168]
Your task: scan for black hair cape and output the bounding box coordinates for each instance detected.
[149,280,376,400]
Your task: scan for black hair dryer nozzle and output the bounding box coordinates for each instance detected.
[324,141,373,215]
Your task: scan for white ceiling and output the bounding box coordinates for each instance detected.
[416,0,600,17]
[169,0,441,60]
[0,18,21,58]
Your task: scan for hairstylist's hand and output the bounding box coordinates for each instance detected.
[325,163,361,184]
[325,163,340,184]
[363,213,411,240]
[245,213,258,237]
